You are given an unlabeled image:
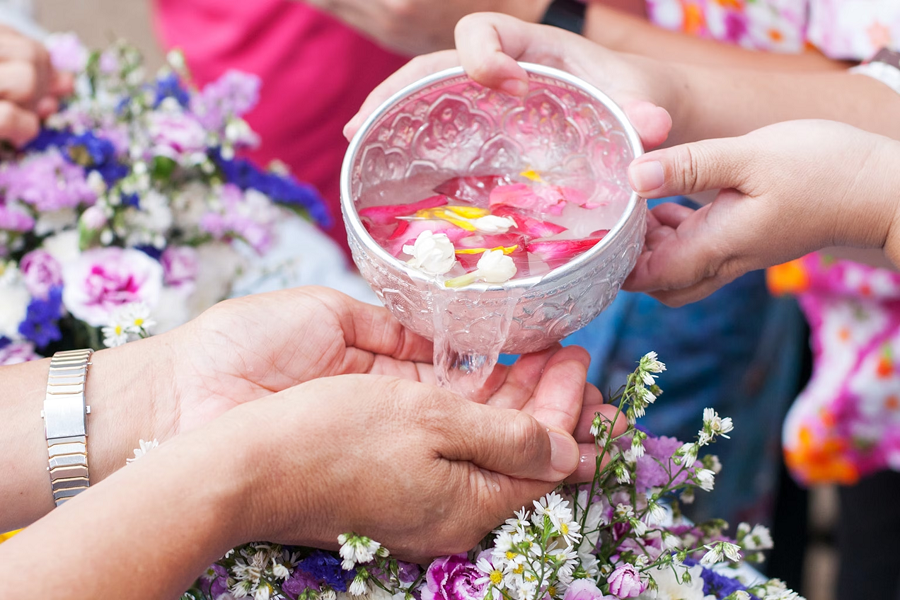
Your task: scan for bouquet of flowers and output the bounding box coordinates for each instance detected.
[182,353,803,600]
[0,35,329,362]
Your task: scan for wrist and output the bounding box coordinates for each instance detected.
[86,334,177,483]
[880,141,900,267]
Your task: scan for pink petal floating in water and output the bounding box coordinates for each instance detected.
[434,175,509,204]
[559,186,601,209]
[526,236,608,263]
[589,229,611,238]
[491,206,567,239]
[489,183,566,216]
[358,195,448,225]
[387,219,469,257]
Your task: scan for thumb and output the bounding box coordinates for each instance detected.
[629,136,754,199]
[441,400,579,482]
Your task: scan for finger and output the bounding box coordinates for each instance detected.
[0,61,44,106]
[566,442,618,483]
[328,289,434,364]
[454,12,534,95]
[482,344,562,408]
[0,100,39,147]
[344,50,461,140]
[622,101,673,150]
[441,399,579,481]
[629,136,755,199]
[35,95,58,119]
[527,351,589,433]
[50,70,74,98]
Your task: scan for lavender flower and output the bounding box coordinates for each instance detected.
[1,149,96,212]
[191,70,261,131]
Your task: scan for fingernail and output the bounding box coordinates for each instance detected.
[548,430,579,478]
[499,78,528,96]
[630,160,665,193]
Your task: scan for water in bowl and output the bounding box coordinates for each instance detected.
[356,168,628,397]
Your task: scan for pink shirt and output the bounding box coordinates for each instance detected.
[152,0,408,255]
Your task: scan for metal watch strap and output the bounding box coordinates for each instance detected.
[850,48,900,96]
[42,349,93,507]
[541,0,587,34]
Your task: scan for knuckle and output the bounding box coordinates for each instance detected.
[508,411,543,462]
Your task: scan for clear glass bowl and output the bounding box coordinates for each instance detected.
[341,63,646,359]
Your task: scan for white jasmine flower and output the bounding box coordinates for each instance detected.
[645,501,667,525]
[476,249,517,283]
[700,544,724,566]
[470,215,516,234]
[639,351,666,375]
[695,468,716,492]
[445,249,517,287]
[126,438,159,464]
[403,231,457,275]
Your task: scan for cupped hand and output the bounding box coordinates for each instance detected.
[0,25,73,146]
[159,286,624,474]
[304,0,551,57]
[221,373,581,559]
[344,12,674,149]
[623,120,900,306]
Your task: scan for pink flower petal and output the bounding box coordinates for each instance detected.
[489,183,568,216]
[358,195,449,225]
[491,206,567,239]
[526,236,607,263]
[434,175,508,204]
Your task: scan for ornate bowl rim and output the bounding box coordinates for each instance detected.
[341,62,644,291]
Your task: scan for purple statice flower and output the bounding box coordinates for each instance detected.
[421,554,485,600]
[634,435,697,493]
[214,152,331,227]
[295,550,352,592]
[198,564,229,599]
[0,338,40,365]
[191,70,261,131]
[18,287,63,349]
[152,73,191,109]
[200,184,278,254]
[283,568,323,600]
[20,250,63,299]
[0,149,96,212]
[0,199,35,232]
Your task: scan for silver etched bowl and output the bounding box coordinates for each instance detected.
[341,64,646,356]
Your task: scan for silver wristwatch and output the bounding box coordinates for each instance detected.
[41,349,93,507]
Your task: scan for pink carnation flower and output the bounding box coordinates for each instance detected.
[20,250,63,300]
[562,579,613,600]
[62,247,163,327]
[421,554,485,600]
[161,246,199,287]
[147,111,208,159]
[607,564,645,598]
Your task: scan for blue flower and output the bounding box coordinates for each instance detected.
[296,550,353,592]
[25,128,74,152]
[152,73,190,109]
[66,132,129,185]
[18,287,63,349]
[0,336,10,350]
[682,559,759,600]
[121,192,141,208]
[213,150,332,228]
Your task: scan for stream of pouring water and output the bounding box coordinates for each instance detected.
[429,286,525,399]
